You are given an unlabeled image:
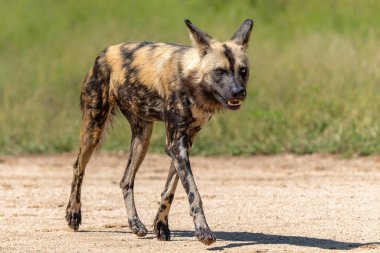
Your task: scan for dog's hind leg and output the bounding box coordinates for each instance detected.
[66,60,113,231]
[153,160,179,240]
[119,109,153,237]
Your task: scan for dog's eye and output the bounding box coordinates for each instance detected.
[214,68,226,75]
[239,67,247,75]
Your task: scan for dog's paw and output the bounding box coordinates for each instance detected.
[153,220,170,241]
[66,208,81,231]
[128,218,148,237]
[195,227,216,245]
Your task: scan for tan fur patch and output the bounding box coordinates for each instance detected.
[131,44,179,98]
[191,105,212,128]
[105,44,127,96]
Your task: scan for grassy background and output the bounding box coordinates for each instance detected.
[1,0,380,155]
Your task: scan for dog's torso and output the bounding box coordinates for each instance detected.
[93,41,215,132]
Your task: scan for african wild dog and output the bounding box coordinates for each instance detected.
[66,19,253,245]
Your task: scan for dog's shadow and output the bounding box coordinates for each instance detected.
[171,230,379,251]
[80,228,379,250]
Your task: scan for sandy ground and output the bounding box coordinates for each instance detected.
[0,153,380,253]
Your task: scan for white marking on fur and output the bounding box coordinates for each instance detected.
[179,136,188,158]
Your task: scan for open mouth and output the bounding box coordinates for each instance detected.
[214,94,243,110]
[227,99,242,107]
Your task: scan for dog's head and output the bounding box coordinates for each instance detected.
[184,19,253,111]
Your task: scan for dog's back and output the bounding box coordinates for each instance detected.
[85,42,202,121]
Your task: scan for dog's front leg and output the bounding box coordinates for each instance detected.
[166,134,216,245]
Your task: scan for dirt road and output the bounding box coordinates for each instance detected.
[1,153,379,252]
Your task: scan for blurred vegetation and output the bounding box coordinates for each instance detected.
[1,0,380,155]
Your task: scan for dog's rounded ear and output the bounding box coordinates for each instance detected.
[185,19,213,56]
[231,19,254,50]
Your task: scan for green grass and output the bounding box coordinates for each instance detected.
[1,0,380,155]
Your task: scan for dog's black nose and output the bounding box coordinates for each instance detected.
[232,86,246,99]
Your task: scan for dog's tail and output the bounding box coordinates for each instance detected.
[73,48,116,168]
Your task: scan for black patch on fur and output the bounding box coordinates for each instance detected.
[200,86,219,105]
[160,204,167,211]
[223,44,235,73]
[155,220,170,241]
[148,44,159,52]
[66,208,82,230]
[188,192,195,204]
[167,194,174,204]
[121,41,153,61]
[121,41,154,81]
[182,176,190,193]
[80,54,112,140]
[191,206,200,214]
[117,82,164,121]
[164,92,194,149]
[165,42,191,48]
